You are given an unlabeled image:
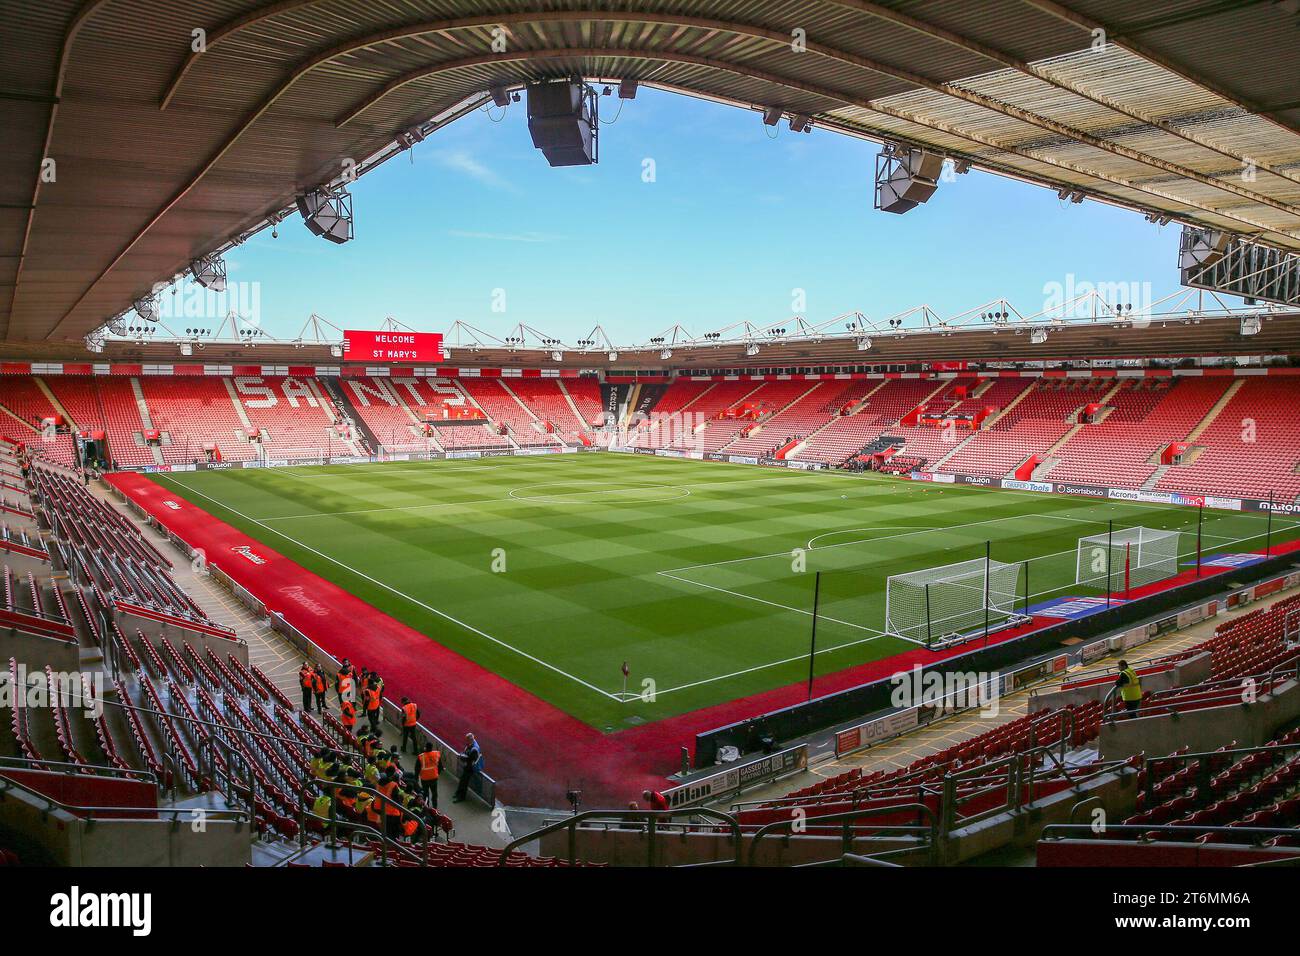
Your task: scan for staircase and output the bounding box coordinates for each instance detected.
[555,380,587,431]
[1183,378,1245,443]
[1141,464,1172,490]
[34,377,77,430]
[929,430,980,472]
[843,379,891,416]
[129,378,165,465]
[319,377,382,453]
[1030,380,1126,478]
[982,379,1036,427]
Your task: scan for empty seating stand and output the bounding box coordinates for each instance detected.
[1157,377,1300,501]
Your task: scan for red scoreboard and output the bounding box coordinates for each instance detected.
[342,330,445,363]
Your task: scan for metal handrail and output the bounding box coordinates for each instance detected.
[0,753,157,786]
[838,852,905,867]
[1102,663,1298,725]
[301,804,426,868]
[0,770,249,826]
[1141,738,1300,806]
[735,708,1078,817]
[297,778,436,865]
[746,802,938,866]
[498,808,745,867]
[1040,822,1300,847]
[1056,650,1200,694]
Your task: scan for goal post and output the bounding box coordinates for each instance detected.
[1075,527,1180,594]
[884,557,1023,646]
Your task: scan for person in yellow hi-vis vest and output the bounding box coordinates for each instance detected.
[1115,660,1143,718]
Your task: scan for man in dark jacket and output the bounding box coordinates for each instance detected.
[453,733,482,803]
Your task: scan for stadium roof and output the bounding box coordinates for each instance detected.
[3,0,1300,351]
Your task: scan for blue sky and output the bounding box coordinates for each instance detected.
[223,87,1189,344]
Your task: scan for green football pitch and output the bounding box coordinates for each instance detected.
[144,455,1294,729]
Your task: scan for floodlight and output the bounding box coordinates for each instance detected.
[189,254,227,292]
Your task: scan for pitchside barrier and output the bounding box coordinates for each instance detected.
[829,654,1071,760]
[125,446,597,473]
[661,744,809,808]
[693,552,1300,767]
[118,446,1300,521]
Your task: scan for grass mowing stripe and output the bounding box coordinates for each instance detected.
[156,474,624,702]
[142,456,1299,729]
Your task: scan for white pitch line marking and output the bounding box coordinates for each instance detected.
[662,512,1105,575]
[155,476,623,702]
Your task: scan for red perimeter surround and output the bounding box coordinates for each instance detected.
[105,472,1295,807]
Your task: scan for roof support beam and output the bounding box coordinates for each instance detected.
[823,0,1300,191]
[165,9,1300,222]
[1021,0,1300,139]
[6,0,113,339]
[49,37,1300,341]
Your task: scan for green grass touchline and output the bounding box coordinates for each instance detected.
[145,455,1296,730]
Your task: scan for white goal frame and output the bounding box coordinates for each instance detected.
[884,558,1022,646]
[1075,527,1180,592]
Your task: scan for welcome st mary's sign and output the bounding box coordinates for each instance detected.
[342,330,445,363]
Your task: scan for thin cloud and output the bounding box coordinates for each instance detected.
[446,229,563,244]
[435,149,520,193]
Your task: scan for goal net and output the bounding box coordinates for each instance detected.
[884,558,1022,646]
[1075,527,1180,593]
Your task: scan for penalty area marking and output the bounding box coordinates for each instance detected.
[805,526,945,550]
[152,476,626,702]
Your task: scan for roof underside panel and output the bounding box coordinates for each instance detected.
[0,0,1298,347]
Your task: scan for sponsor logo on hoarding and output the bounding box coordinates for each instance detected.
[1002,479,1052,493]
[1204,496,1242,511]
[1109,488,1160,503]
[231,545,267,565]
[1028,595,1123,620]
[728,455,759,465]
[960,475,994,486]
[1201,553,1267,569]
[1055,483,1107,498]
[162,500,181,511]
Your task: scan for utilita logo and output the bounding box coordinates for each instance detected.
[230,545,267,565]
[279,584,329,617]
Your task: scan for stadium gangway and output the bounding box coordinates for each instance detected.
[498,808,745,868]
[745,803,939,867]
[1036,647,1199,697]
